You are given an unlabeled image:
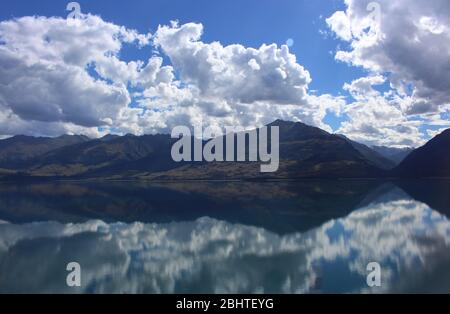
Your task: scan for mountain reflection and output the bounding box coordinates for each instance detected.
[0,180,389,234]
[0,180,449,293]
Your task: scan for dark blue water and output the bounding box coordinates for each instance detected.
[0,179,449,293]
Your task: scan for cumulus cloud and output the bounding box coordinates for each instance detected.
[326,0,450,146]
[0,15,153,136]
[0,15,344,137]
[118,22,341,135]
[0,107,104,138]
[343,75,386,101]
[2,5,447,146]
[339,98,425,147]
[338,75,425,147]
[154,22,311,105]
[326,11,352,41]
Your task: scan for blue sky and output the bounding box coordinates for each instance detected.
[0,0,363,97]
[0,0,449,147]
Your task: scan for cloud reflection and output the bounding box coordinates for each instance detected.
[0,194,449,293]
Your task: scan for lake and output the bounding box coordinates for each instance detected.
[0,179,449,293]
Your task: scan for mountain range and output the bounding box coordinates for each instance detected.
[0,120,448,180]
[371,145,414,165]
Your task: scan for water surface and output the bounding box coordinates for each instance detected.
[0,179,449,293]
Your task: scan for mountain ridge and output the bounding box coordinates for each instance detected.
[0,120,448,180]
[0,134,90,169]
[371,145,413,165]
[393,128,450,178]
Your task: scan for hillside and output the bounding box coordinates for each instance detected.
[371,146,413,165]
[0,120,401,180]
[0,135,90,169]
[393,129,450,178]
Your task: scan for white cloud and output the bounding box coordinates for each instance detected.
[327,0,450,146]
[327,0,450,115]
[126,22,340,135]
[326,11,352,41]
[3,7,446,146]
[338,75,425,147]
[0,16,344,137]
[0,15,152,136]
[154,22,312,105]
[0,105,103,138]
[247,58,261,71]
[343,75,385,101]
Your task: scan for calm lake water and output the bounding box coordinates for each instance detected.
[0,179,449,293]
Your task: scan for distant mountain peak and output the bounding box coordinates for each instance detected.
[100,134,120,142]
[8,134,39,141]
[57,134,90,141]
[267,119,296,126]
[267,119,308,128]
[335,134,396,170]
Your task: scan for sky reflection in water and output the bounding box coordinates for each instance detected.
[0,180,449,293]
